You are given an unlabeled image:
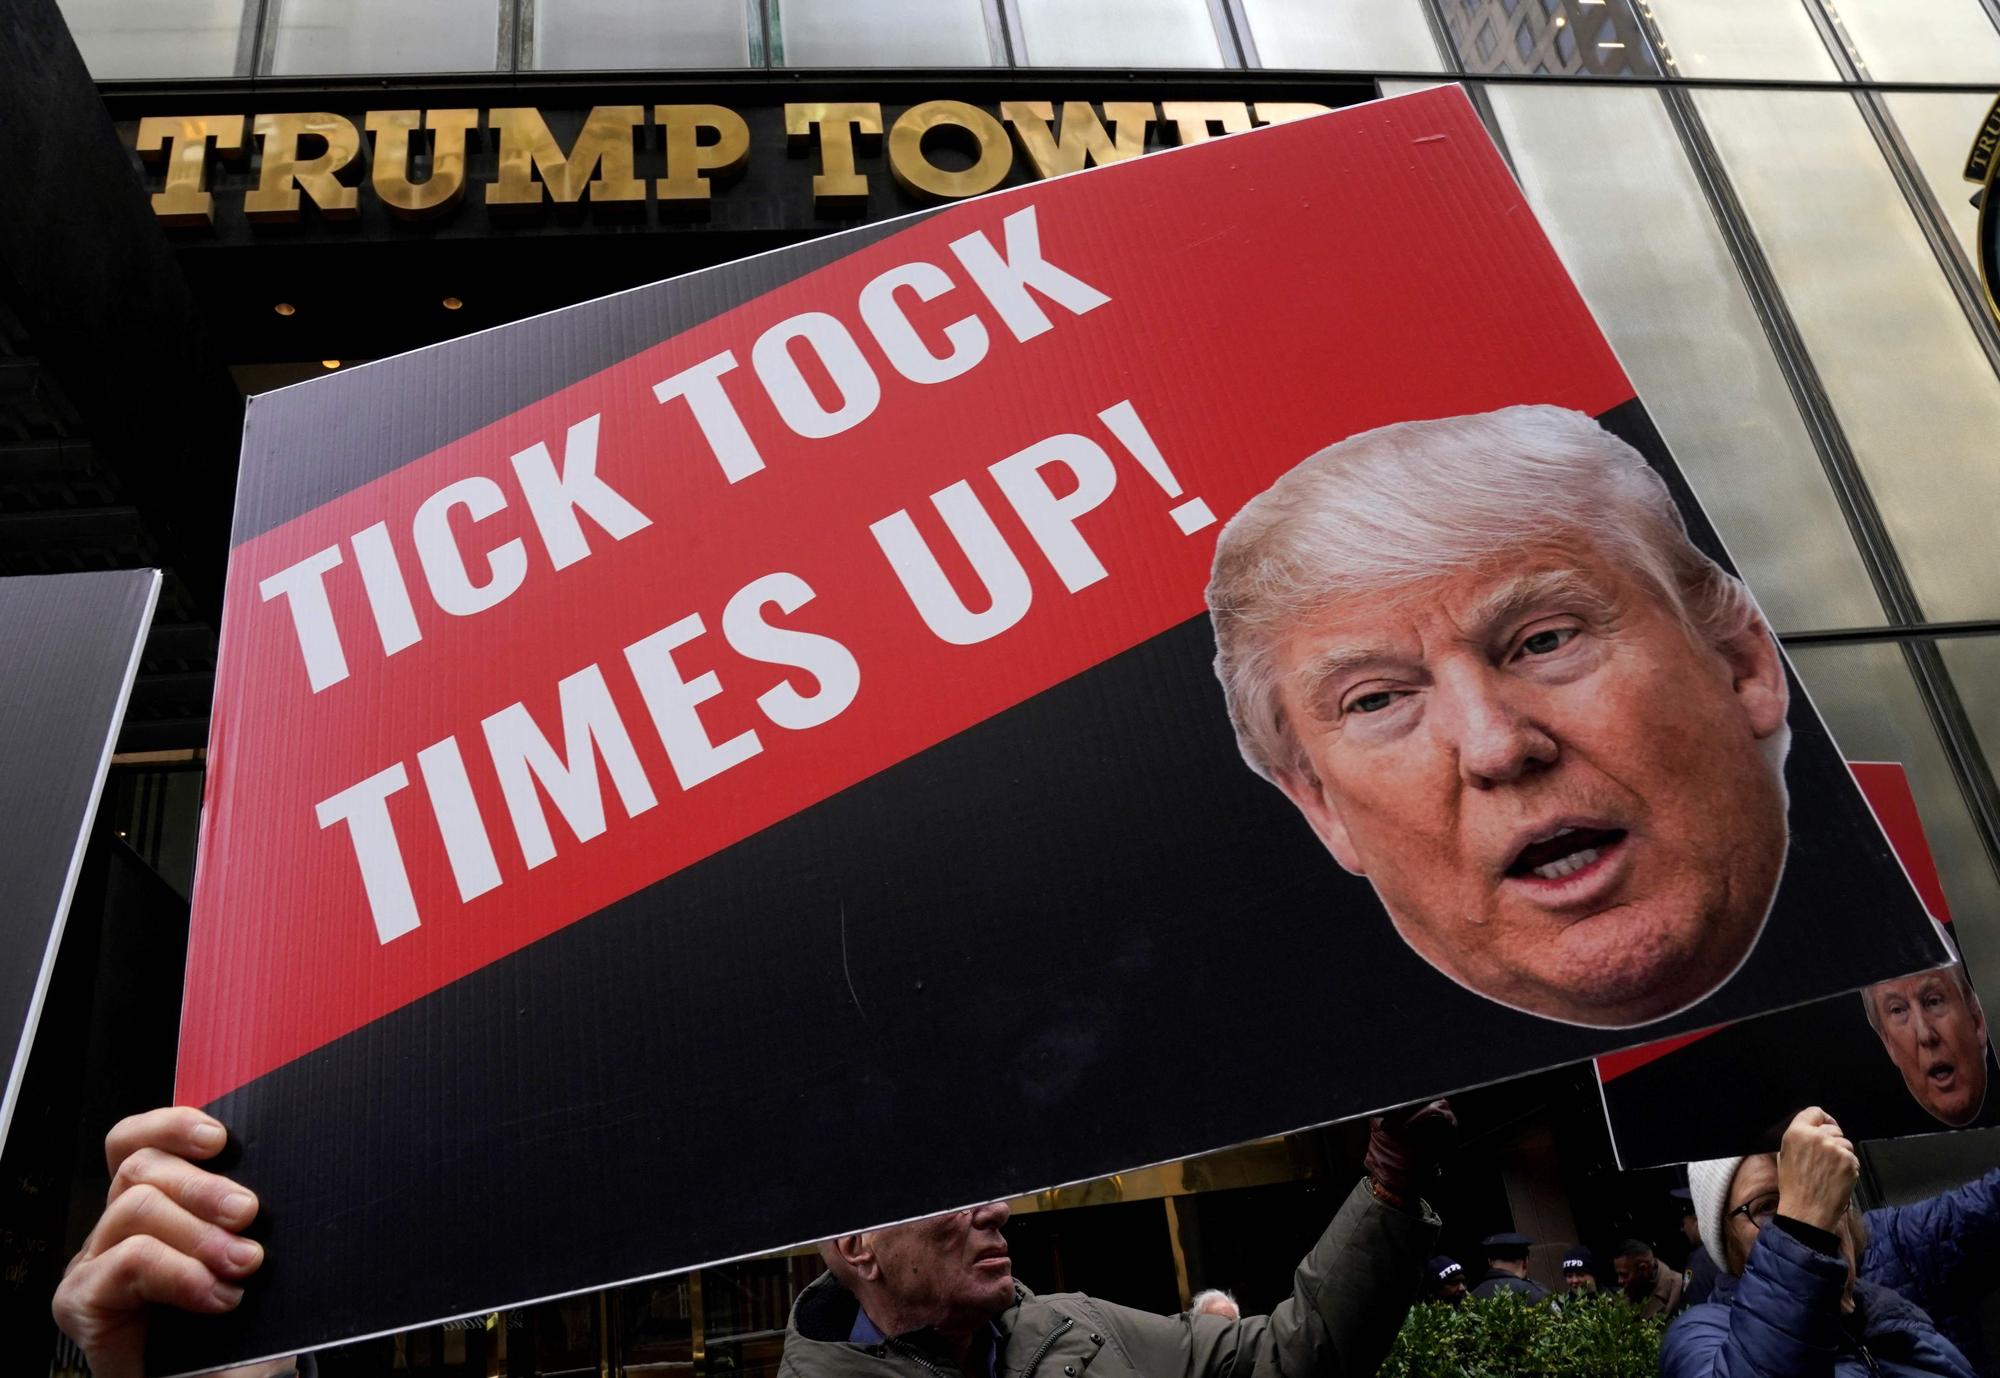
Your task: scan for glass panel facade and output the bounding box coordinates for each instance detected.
[53,0,2000,83]
[1488,84,1882,632]
[1828,0,2000,84]
[267,0,501,74]
[1444,0,1661,76]
[1940,637,2000,806]
[1938,636,2000,1003]
[1697,89,2000,623]
[533,0,752,69]
[1884,91,1994,264]
[1240,0,1443,72]
[1788,640,2000,1000]
[1647,0,1840,81]
[1012,0,1224,68]
[58,0,244,78]
[774,0,992,66]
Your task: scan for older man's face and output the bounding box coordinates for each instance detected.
[1868,969,1990,1126]
[863,1202,1016,1331]
[1270,541,1789,1026]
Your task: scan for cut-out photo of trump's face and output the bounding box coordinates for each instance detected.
[1207,406,1792,1028]
[1862,960,1990,1127]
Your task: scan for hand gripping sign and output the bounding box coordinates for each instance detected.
[165,88,1948,1370]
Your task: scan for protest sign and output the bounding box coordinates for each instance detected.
[1598,761,1996,1168]
[0,569,159,1151]
[165,87,1949,1370]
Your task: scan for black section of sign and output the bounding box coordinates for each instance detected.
[2,836,190,1354]
[153,390,1940,1365]
[0,831,110,1364]
[1602,995,2000,1167]
[0,570,158,1150]
[233,211,929,545]
[1982,175,2000,331]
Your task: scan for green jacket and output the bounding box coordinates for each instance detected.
[779,1179,1436,1378]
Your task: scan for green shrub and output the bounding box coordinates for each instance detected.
[1377,1291,1664,1378]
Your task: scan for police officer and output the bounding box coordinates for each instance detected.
[1424,1256,1468,1305]
[1560,1245,1599,1295]
[1470,1233,1549,1301]
[1672,1185,1723,1307]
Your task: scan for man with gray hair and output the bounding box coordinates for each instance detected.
[1206,405,1792,1028]
[1187,1289,1240,1320]
[778,1105,1453,1378]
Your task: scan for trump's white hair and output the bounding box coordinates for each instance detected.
[1859,926,1983,1036]
[1207,405,1771,785]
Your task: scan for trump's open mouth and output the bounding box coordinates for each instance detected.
[1505,826,1629,882]
[1927,1057,1960,1088]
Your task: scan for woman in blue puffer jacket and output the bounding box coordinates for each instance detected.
[1863,1166,2000,1374]
[1662,1108,1976,1378]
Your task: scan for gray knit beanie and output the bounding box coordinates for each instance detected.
[1686,1156,1745,1273]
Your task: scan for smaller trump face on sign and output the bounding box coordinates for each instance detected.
[1861,942,1991,1127]
[1207,405,1792,1028]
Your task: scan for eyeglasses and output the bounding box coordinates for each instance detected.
[1726,1192,1781,1231]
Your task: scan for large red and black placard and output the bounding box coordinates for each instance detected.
[167,89,1945,1370]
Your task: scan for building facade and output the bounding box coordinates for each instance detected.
[12,0,2000,1373]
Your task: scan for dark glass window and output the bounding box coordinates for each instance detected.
[1445,0,1662,76]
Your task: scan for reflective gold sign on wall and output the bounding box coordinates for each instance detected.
[133,100,1336,227]
[1968,93,2000,325]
